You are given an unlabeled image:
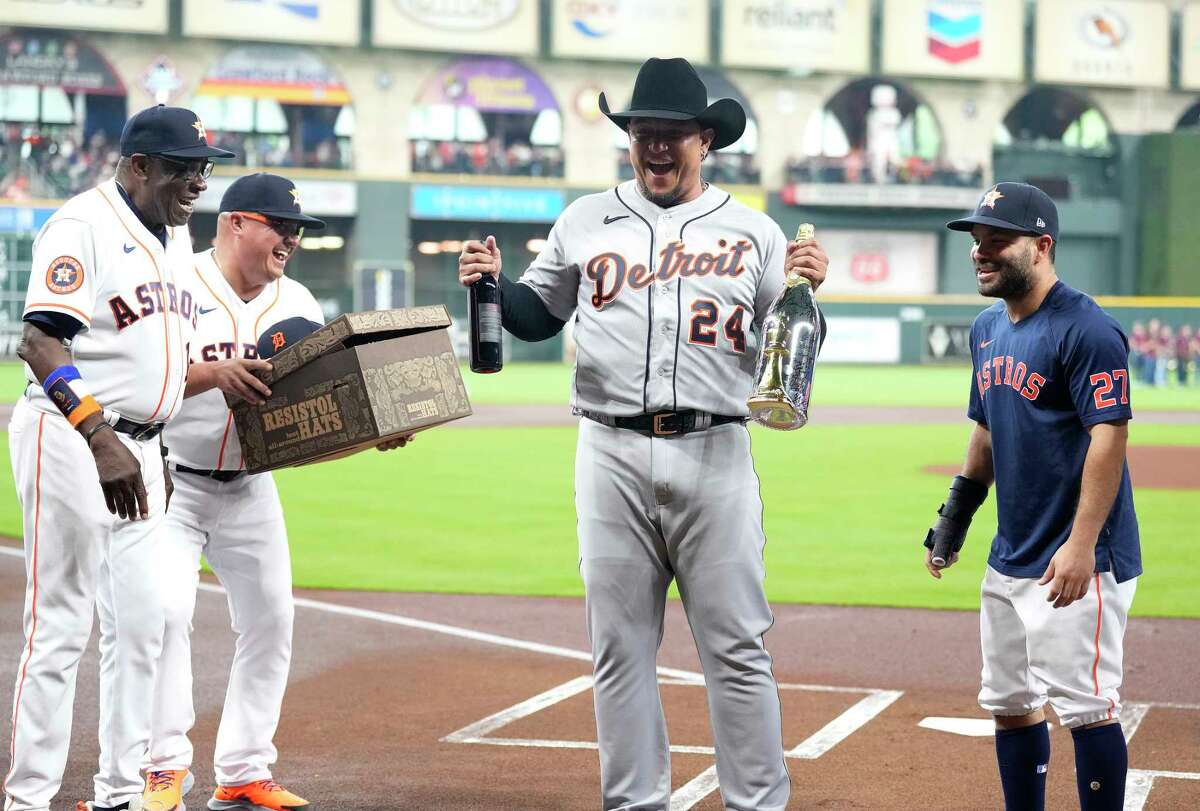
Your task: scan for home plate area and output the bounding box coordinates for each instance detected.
[442,672,902,808]
[441,670,1200,810]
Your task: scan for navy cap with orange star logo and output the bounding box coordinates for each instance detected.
[119,104,235,160]
[220,173,326,230]
[947,181,1059,242]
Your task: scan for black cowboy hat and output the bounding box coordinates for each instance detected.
[599,57,746,151]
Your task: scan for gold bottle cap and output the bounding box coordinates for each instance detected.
[786,223,815,286]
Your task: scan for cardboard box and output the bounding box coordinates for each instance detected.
[230,305,471,474]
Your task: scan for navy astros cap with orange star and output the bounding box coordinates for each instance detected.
[257,316,323,360]
[947,181,1058,242]
[120,104,235,159]
[220,173,326,229]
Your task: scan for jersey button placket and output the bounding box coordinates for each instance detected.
[649,219,677,407]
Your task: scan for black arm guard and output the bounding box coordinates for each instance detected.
[923,475,989,565]
[498,274,567,342]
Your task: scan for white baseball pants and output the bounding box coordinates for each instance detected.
[146,468,293,786]
[5,397,168,811]
[979,565,1137,728]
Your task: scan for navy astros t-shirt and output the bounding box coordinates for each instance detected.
[968,281,1141,583]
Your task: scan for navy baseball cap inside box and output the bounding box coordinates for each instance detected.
[947,182,1059,242]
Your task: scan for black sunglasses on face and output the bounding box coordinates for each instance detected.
[237,211,305,239]
[153,155,215,181]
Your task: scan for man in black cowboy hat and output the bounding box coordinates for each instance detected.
[458,57,829,809]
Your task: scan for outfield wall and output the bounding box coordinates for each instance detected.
[819,295,1200,365]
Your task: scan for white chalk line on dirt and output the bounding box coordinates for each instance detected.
[1125,769,1200,811]
[2,546,1196,809]
[439,669,905,810]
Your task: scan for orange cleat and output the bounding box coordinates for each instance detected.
[143,769,193,811]
[207,779,311,811]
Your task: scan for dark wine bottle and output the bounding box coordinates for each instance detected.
[468,273,502,373]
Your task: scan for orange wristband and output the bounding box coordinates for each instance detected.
[67,396,101,428]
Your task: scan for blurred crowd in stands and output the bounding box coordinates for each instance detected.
[0,125,350,201]
[5,125,1003,197]
[1131,320,1199,387]
[206,132,350,170]
[1,125,119,200]
[786,151,984,187]
[411,139,564,177]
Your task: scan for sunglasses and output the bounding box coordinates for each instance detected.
[237,211,305,239]
[153,155,214,181]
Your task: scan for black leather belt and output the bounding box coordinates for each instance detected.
[112,417,165,441]
[581,409,745,437]
[174,464,246,483]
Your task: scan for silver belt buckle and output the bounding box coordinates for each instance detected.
[130,422,158,441]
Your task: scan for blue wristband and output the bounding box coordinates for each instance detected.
[42,364,82,394]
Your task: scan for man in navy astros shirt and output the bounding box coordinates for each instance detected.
[921,182,1141,811]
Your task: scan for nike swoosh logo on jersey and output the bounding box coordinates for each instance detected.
[980,338,995,348]
[123,244,135,253]
[603,215,629,224]
[198,306,218,315]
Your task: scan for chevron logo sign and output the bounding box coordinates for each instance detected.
[927,0,983,64]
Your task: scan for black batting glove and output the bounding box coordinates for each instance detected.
[924,475,989,566]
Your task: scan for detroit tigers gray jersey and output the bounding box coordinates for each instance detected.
[515,179,794,810]
[519,180,787,416]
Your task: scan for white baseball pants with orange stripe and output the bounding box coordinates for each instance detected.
[978,565,1137,728]
[146,469,293,786]
[4,397,168,811]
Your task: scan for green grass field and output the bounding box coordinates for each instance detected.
[1,362,1196,617]
[4,361,1200,411]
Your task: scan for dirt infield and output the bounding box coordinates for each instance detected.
[926,444,1200,490]
[1,544,1196,811]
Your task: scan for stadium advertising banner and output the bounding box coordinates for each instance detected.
[1034,0,1169,88]
[551,0,709,63]
[410,185,566,222]
[418,57,557,113]
[0,206,55,234]
[819,318,902,363]
[810,229,938,296]
[0,0,167,34]
[373,0,539,55]
[0,32,125,95]
[719,0,870,74]
[195,46,350,105]
[1181,3,1200,90]
[881,0,1024,80]
[184,0,359,46]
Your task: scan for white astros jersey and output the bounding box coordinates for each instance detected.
[519,180,788,416]
[23,178,196,424]
[164,247,323,470]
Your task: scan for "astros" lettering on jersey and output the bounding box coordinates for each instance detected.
[109,281,199,331]
[976,354,1046,402]
[586,239,753,310]
[196,342,259,362]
